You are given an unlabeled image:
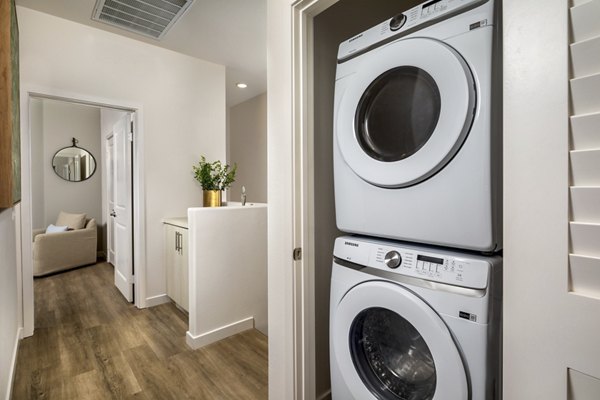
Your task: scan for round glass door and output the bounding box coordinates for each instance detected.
[335,38,476,188]
[350,307,436,399]
[332,281,468,399]
[356,67,441,163]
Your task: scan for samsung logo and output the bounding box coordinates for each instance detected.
[344,241,359,247]
[348,33,363,43]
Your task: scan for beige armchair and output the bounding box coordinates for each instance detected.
[33,218,97,277]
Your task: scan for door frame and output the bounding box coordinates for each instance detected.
[291,2,340,398]
[267,0,339,398]
[19,85,146,337]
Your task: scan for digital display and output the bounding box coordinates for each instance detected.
[422,0,443,8]
[422,0,442,9]
[417,254,444,265]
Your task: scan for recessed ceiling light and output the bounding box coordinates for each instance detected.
[236,83,248,89]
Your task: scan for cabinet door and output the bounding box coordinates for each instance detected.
[165,224,178,302]
[179,228,189,312]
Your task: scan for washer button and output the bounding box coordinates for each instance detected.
[389,14,407,31]
[384,251,402,269]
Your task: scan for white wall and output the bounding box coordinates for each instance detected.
[18,7,226,301]
[30,100,102,229]
[229,93,267,203]
[0,207,19,399]
[267,0,296,398]
[187,204,268,348]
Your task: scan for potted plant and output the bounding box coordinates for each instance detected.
[192,156,237,207]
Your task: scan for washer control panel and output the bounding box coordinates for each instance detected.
[338,0,487,61]
[334,237,490,289]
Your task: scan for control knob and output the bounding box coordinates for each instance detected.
[384,251,402,269]
[389,14,407,31]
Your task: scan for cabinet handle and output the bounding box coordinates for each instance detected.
[175,231,179,252]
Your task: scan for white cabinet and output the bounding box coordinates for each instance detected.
[163,218,189,312]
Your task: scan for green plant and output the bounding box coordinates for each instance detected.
[192,156,237,191]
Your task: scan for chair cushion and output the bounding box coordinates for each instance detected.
[46,224,69,234]
[56,211,87,230]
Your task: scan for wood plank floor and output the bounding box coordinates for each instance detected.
[12,262,268,400]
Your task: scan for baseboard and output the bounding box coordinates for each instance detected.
[5,327,22,400]
[145,294,171,308]
[186,317,254,349]
[317,389,332,400]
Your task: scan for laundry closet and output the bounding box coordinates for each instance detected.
[312,0,502,398]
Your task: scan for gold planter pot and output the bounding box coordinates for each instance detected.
[203,190,222,207]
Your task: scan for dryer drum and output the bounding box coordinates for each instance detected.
[355,66,441,163]
[349,307,437,400]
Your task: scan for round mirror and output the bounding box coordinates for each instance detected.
[52,146,96,182]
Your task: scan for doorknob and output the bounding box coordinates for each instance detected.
[110,210,117,217]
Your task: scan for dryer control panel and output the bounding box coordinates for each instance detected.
[334,236,492,289]
[337,0,490,62]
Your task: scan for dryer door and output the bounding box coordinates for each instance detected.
[332,280,468,399]
[335,37,476,188]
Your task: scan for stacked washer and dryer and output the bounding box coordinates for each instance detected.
[329,0,502,399]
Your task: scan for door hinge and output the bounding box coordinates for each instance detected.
[293,247,302,261]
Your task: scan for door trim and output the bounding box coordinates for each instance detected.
[288,0,341,398]
[19,85,146,337]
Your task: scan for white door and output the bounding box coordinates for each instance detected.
[106,136,115,264]
[504,0,600,398]
[107,114,134,302]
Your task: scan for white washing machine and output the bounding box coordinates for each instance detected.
[330,236,502,400]
[334,0,501,252]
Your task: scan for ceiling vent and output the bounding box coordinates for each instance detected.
[92,0,195,40]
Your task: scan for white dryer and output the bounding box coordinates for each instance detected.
[330,236,502,400]
[334,0,501,252]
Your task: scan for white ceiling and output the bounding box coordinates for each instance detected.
[16,0,266,107]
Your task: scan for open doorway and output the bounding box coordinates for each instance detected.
[28,96,136,301]
[20,91,145,337]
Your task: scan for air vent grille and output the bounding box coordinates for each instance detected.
[92,0,194,40]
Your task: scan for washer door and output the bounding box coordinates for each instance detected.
[335,38,476,188]
[332,281,468,399]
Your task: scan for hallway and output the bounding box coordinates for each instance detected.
[12,263,268,399]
